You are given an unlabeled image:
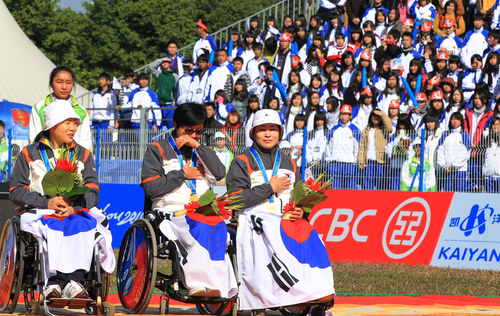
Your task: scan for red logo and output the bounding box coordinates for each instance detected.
[11,109,30,127]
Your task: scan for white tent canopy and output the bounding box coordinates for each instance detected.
[0,0,89,107]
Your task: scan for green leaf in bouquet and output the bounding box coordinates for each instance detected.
[194,205,219,216]
[42,169,74,197]
[198,189,218,206]
[291,180,303,202]
[61,186,90,198]
[297,193,329,212]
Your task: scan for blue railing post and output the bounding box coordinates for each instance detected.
[301,126,307,180]
[8,129,12,179]
[96,128,101,176]
[419,129,425,192]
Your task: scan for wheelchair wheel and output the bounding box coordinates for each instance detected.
[117,219,157,314]
[279,306,311,316]
[196,301,232,315]
[0,220,24,313]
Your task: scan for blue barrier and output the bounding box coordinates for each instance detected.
[99,183,145,248]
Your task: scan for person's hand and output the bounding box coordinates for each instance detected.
[48,196,68,212]
[269,175,292,193]
[137,105,143,108]
[161,56,172,62]
[182,165,204,180]
[115,105,121,110]
[408,105,415,111]
[175,134,200,149]
[228,57,234,62]
[288,207,304,222]
[216,96,224,104]
[359,164,365,169]
[415,107,421,114]
[152,125,158,131]
[439,47,447,52]
[382,40,387,50]
[352,17,360,25]
[285,97,291,103]
[373,109,383,115]
[446,49,453,55]
[445,166,452,173]
[480,10,486,15]
[316,48,322,57]
[52,206,75,218]
[313,160,320,166]
[424,52,429,59]
[257,78,263,85]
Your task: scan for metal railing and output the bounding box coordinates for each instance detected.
[74,0,319,108]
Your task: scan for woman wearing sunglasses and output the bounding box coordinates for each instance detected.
[140,102,237,299]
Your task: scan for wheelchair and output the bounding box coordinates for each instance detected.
[116,198,238,315]
[0,205,115,315]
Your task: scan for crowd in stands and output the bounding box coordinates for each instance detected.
[89,0,500,193]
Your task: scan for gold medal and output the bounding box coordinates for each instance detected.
[269,205,276,212]
[189,194,198,202]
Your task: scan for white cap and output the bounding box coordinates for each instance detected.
[214,131,225,139]
[411,137,422,147]
[279,140,291,149]
[249,109,284,141]
[43,100,81,131]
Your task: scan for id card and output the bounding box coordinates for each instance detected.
[314,147,320,152]
[196,88,202,94]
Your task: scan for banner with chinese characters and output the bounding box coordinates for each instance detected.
[310,191,500,270]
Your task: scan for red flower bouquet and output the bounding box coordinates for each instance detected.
[282,172,332,220]
[174,188,243,220]
[41,147,89,199]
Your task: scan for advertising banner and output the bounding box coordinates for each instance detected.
[430,193,500,270]
[310,190,453,265]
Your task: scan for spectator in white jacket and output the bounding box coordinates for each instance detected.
[481,117,500,192]
[90,72,116,130]
[204,49,235,102]
[122,73,161,130]
[460,15,489,70]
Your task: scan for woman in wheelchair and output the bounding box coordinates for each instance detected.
[9,100,114,301]
[141,102,237,298]
[226,109,335,316]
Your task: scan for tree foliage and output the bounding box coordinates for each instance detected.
[5,0,274,90]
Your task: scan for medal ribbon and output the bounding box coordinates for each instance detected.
[169,135,197,195]
[249,147,281,202]
[39,143,73,172]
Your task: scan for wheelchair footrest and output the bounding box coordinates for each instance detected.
[48,298,93,309]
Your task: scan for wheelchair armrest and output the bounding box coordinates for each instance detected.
[14,204,36,214]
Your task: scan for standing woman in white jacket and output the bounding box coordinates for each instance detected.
[480,117,500,193]
[306,111,329,178]
[436,112,471,192]
[29,66,92,151]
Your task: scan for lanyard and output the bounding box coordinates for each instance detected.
[39,143,73,172]
[249,147,281,202]
[168,135,197,195]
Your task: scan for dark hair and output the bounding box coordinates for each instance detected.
[350,27,363,44]
[197,53,210,63]
[335,33,345,40]
[388,28,401,41]
[409,58,423,76]
[225,110,242,126]
[305,44,320,64]
[264,37,278,55]
[286,93,305,123]
[286,69,305,94]
[402,31,413,40]
[376,9,387,25]
[309,74,323,90]
[49,66,76,90]
[471,54,482,64]
[446,87,466,112]
[326,96,341,113]
[473,13,486,21]
[483,51,500,86]
[233,56,244,64]
[166,39,178,48]
[308,15,322,37]
[448,54,461,66]
[266,65,276,74]
[424,115,441,136]
[295,14,307,27]
[11,144,20,158]
[204,101,216,111]
[0,120,5,128]
[313,34,327,53]
[326,15,342,44]
[285,25,297,35]
[473,88,489,108]
[443,0,458,14]
[376,57,391,78]
[99,72,111,82]
[368,110,386,129]
[484,116,500,146]
[217,48,228,56]
[226,28,243,49]
[253,42,264,50]
[249,16,261,34]
[323,60,335,76]
[123,69,135,78]
[34,131,50,143]
[489,29,500,40]
[362,31,377,49]
[214,90,228,104]
[262,16,277,41]
[174,103,207,128]
[327,68,344,98]
[234,78,249,100]
[266,96,281,110]
[247,95,260,117]
[305,91,321,119]
[388,8,400,23]
[448,111,464,131]
[355,54,374,81]
[243,30,257,50]
[282,15,293,29]
[362,20,374,29]
[137,73,149,81]
[395,114,414,136]
[312,111,328,136]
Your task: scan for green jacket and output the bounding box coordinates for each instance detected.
[155,69,178,105]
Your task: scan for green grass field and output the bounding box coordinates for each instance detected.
[110,250,500,297]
